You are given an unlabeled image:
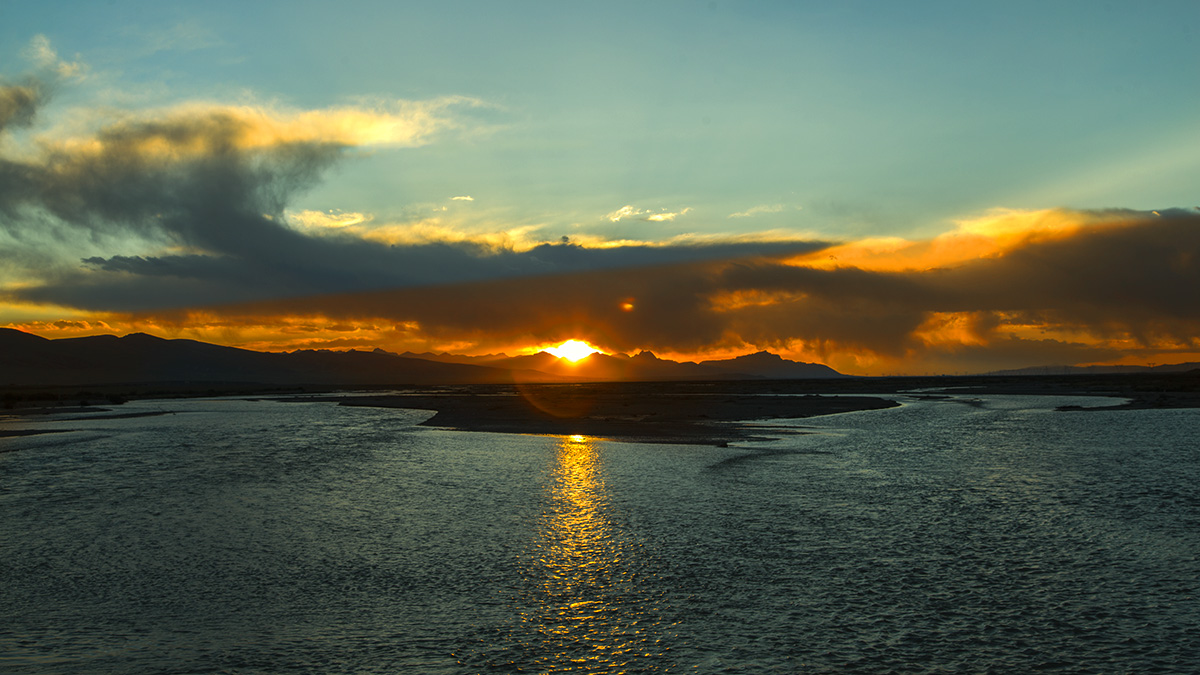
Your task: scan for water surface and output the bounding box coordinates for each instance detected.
[2,393,1197,672]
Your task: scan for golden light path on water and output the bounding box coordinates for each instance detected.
[514,434,670,672]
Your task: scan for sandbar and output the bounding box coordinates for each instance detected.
[338,381,901,445]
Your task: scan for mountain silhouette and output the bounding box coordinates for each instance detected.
[0,329,545,386]
[699,351,845,379]
[0,328,845,386]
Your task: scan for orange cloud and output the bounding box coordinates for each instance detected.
[787,208,1092,273]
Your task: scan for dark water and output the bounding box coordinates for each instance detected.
[2,393,1198,673]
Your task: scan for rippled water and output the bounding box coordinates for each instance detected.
[2,393,1198,673]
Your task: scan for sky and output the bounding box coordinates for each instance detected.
[2,0,1199,375]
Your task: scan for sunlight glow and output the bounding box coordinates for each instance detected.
[546,339,602,362]
[517,433,662,666]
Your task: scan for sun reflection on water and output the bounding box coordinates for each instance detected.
[508,434,671,672]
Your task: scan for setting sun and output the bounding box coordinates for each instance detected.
[545,339,602,362]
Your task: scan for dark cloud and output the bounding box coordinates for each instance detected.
[0,79,51,218]
[13,238,830,312]
[30,113,342,242]
[927,209,1200,348]
[168,210,1200,369]
[2,94,830,312]
[172,258,733,352]
[0,80,46,132]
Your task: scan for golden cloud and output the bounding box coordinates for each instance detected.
[286,209,374,232]
[39,97,478,163]
[787,207,1100,273]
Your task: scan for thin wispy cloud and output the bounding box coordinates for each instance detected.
[646,207,691,222]
[121,20,225,57]
[606,205,644,222]
[730,204,787,218]
[286,209,373,232]
[607,205,691,222]
[21,35,87,80]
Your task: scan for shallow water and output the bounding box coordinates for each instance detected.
[2,393,1198,673]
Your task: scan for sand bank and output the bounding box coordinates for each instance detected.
[338,382,900,445]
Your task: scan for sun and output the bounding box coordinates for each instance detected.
[545,339,602,362]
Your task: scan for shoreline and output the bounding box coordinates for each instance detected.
[0,410,175,441]
[0,428,75,441]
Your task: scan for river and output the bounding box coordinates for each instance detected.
[2,392,1197,672]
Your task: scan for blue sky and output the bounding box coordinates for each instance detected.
[3,1,1200,372]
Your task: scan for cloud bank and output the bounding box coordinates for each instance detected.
[38,207,1195,375]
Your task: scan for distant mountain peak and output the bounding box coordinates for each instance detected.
[0,327,49,343]
[121,332,165,341]
[699,351,844,379]
[742,351,784,361]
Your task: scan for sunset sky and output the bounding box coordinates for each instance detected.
[2,1,1199,374]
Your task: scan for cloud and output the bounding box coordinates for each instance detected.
[783,207,1093,273]
[122,20,224,56]
[79,208,1199,374]
[286,209,373,232]
[606,204,690,222]
[53,98,478,153]
[8,236,829,314]
[451,195,474,201]
[729,204,786,218]
[22,35,87,80]
[0,81,46,133]
[5,85,659,311]
[606,205,644,222]
[646,207,691,222]
[0,36,86,135]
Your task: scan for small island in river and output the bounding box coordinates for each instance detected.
[337,381,901,446]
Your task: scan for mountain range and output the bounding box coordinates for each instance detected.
[984,362,1200,376]
[0,328,845,387]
